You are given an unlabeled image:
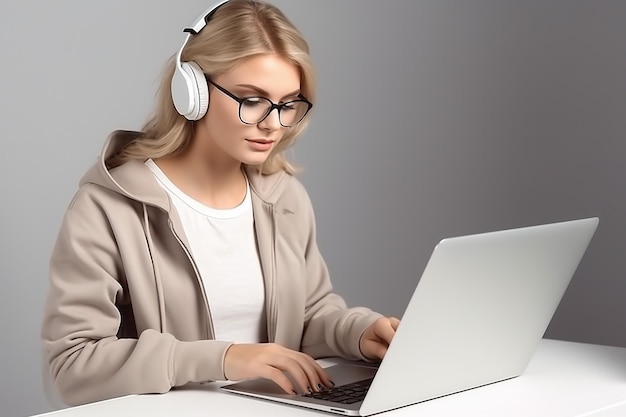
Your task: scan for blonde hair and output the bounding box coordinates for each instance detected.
[108,0,315,174]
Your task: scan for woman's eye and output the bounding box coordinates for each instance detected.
[282,103,296,112]
[242,98,264,108]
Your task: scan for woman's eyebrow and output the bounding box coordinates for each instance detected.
[235,83,301,99]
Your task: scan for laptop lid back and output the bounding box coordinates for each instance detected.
[360,217,598,416]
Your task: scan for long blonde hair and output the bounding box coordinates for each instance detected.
[108,0,315,174]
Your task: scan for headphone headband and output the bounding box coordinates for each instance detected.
[183,0,230,35]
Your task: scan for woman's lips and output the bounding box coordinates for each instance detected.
[246,138,274,152]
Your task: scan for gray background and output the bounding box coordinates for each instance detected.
[1,1,624,416]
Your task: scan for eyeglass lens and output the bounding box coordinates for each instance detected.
[240,97,310,127]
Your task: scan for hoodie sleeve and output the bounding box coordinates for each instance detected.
[41,185,232,406]
[288,181,383,360]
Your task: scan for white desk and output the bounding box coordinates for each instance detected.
[34,339,626,417]
[577,401,626,417]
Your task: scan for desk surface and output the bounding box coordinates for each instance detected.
[35,339,626,417]
[577,401,626,417]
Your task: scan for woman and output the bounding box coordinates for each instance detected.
[42,0,399,406]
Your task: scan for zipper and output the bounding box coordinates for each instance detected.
[168,219,215,340]
[263,204,278,342]
[255,203,278,343]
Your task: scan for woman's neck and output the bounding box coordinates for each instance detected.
[154,150,247,209]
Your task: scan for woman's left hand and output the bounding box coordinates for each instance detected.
[359,316,401,360]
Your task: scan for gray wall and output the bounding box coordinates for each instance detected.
[1,1,624,416]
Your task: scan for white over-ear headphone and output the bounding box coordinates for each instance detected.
[171,0,231,120]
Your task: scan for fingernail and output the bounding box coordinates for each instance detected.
[317,383,323,390]
[329,380,336,386]
[292,390,298,395]
[307,386,312,393]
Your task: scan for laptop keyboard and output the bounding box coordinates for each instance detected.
[303,378,373,404]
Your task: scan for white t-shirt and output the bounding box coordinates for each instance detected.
[146,159,267,343]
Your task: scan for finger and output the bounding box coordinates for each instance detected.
[361,339,387,360]
[314,364,335,389]
[317,367,335,389]
[223,343,319,394]
[268,346,328,393]
[301,353,334,390]
[294,354,323,392]
[260,365,298,395]
[374,319,397,345]
[389,316,401,330]
[272,354,314,394]
[290,350,335,392]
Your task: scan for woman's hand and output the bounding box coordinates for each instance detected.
[223,343,333,395]
[359,317,400,360]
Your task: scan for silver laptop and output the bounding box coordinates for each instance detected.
[222,217,599,416]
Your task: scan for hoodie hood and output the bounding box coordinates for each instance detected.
[80,130,292,210]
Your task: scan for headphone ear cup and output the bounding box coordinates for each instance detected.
[171,61,209,120]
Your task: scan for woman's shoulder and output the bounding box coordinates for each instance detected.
[63,160,153,223]
[248,169,312,207]
[277,172,309,200]
[64,181,136,224]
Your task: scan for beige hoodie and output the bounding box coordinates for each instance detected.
[41,131,382,406]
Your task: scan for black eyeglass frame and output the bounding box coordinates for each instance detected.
[206,78,313,127]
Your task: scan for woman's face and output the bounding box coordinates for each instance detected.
[195,54,302,167]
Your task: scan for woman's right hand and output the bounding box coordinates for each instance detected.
[223,343,334,395]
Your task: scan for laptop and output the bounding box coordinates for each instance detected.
[222,217,599,416]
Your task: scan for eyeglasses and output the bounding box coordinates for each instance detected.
[207,78,313,127]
